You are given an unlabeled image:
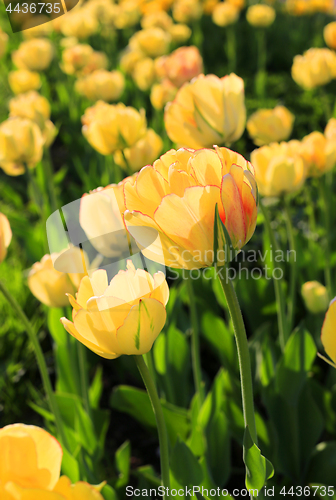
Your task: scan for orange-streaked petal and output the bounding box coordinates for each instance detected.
[220,173,246,248]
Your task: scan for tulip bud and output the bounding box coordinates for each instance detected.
[302,281,329,314]
[82,101,147,155]
[155,46,203,88]
[0,117,44,176]
[0,213,12,264]
[321,297,336,365]
[164,73,246,149]
[247,106,295,146]
[168,23,192,43]
[130,28,171,58]
[292,48,336,89]
[12,39,54,72]
[212,2,240,26]
[114,128,163,172]
[75,70,125,102]
[251,141,306,197]
[8,70,41,95]
[150,79,178,110]
[301,131,336,177]
[61,261,169,358]
[246,4,275,27]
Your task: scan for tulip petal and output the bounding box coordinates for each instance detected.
[220,173,246,248]
[150,271,169,306]
[5,482,64,500]
[116,298,166,354]
[54,476,104,500]
[189,148,223,187]
[321,298,336,364]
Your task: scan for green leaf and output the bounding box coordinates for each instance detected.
[243,426,274,492]
[115,441,131,488]
[170,438,203,487]
[89,366,104,409]
[206,410,231,487]
[61,446,80,483]
[101,484,119,500]
[213,203,238,267]
[201,312,237,372]
[306,442,336,485]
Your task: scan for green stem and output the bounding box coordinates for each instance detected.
[260,200,288,352]
[255,29,267,98]
[77,342,92,418]
[0,279,68,449]
[319,177,333,298]
[43,150,59,214]
[121,149,132,177]
[284,196,296,334]
[145,350,157,390]
[135,355,170,494]
[226,25,236,73]
[186,273,205,408]
[217,266,258,444]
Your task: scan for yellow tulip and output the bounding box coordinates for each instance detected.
[124,147,258,269]
[302,281,329,314]
[114,128,163,172]
[8,70,41,95]
[325,117,336,141]
[0,28,8,59]
[0,117,44,176]
[28,248,88,308]
[12,39,54,72]
[130,28,171,58]
[120,48,145,75]
[247,106,295,146]
[61,45,108,76]
[141,11,173,29]
[246,4,275,27]
[324,22,336,49]
[291,48,336,89]
[155,46,203,88]
[301,131,336,177]
[60,8,99,39]
[132,57,156,91]
[75,70,125,102]
[164,73,246,148]
[150,79,178,110]
[321,297,336,365]
[60,260,169,358]
[172,0,203,23]
[82,101,147,155]
[168,23,192,43]
[0,212,12,264]
[111,0,141,29]
[53,476,104,500]
[251,141,306,197]
[212,2,240,27]
[79,176,137,258]
[0,423,62,492]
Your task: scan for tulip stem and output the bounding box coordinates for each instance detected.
[121,149,132,177]
[284,196,297,334]
[135,355,170,495]
[256,29,267,98]
[186,274,205,408]
[226,25,236,73]
[77,342,92,418]
[217,266,258,445]
[260,200,288,352]
[0,278,69,450]
[43,150,59,214]
[319,177,333,298]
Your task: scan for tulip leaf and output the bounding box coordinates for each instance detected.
[213,203,237,267]
[61,446,80,483]
[201,311,238,372]
[89,366,104,409]
[306,442,336,485]
[243,426,274,491]
[101,484,119,500]
[115,440,131,488]
[170,437,203,487]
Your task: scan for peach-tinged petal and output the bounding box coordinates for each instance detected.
[168,166,197,196]
[5,482,65,500]
[241,179,258,244]
[116,298,166,354]
[220,173,246,248]
[150,271,170,306]
[125,166,169,218]
[321,298,336,364]
[54,476,104,500]
[189,148,223,187]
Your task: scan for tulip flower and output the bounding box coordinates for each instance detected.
[0,28,8,59]
[120,48,145,75]
[150,79,178,110]
[114,129,163,172]
[0,423,104,499]
[251,141,306,197]
[61,260,169,358]
[172,0,203,23]
[300,131,336,177]
[321,298,336,366]
[164,73,246,149]
[0,212,12,264]
[124,147,258,269]
[302,281,329,314]
[60,8,99,39]
[0,117,44,176]
[61,45,108,76]
[141,10,173,30]
[79,176,137,258]
[8,70,41,95]
[247,106,295,146]
[12,39,54,72]
[324,21,336,49]
[155,46,203,88]
[130,28,171,58]
[132,58,156,91]
[75,70,125,102]
[81,102,147,155]
[168,23,192,43]
[291,48,336,89]
[325,117,336,141]
[212,2,240,26]
[246,4,275,27]
[28,248,88,308]
[110,0,141,29]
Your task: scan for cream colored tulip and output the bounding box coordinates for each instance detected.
[301,131,336,177]
[246,4,275,27]
[60,8,99,39]
[130,28,171,58]
[247,106,295,146]
[12,39,53,71]
[75,70,125,102]
[292,48,336,89]
[114,129,163,172]
[0,213,12,264]
[164,73,246,148]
